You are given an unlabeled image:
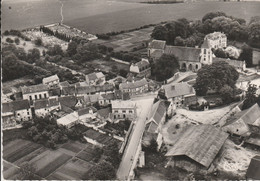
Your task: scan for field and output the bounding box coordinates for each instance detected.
[2,0,260,34]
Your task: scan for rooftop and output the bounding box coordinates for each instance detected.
[246,155,260,180]
[2,100,30,112]
[205,32,226,40]
[57,112,78,126]
[77,107,97,116]
[21,84,48,94]
[42,74,59,84]
[163,82,195,99]
[149,40,166,50]
[119,78,148,90]
[34,98,60,110]
[165,124,228,168]
[111,100,136,109]
[164,45,201,62]
[86,72,105,82]
[133,59,150,70]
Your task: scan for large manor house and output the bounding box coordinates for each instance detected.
[148,32,245,71]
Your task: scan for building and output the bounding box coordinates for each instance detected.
[246,155,260,180]
[119,78,149,96]
[147,40,166,60]
[143,100,169,150]
[97,107,111,121]
[77,107,97,123]
[252,50,260,66]
[85,72,106,86]
[161,82,197,108]
[57,112,78,128]
[213,57,246,71]
[130,59,151,78]
[111,100,136,121]
[42,74,60,88]
[21,84,49,101]
[148,40,213,71]
[34,98,61,117]
[165,124,228,172]
[2,100,32,123]
[204,32,227,49]
[98,93,115,106]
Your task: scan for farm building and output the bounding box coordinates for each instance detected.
[57,112,79,128]
[143,100,170,150]
[42,74,60,88]
[246,155,260,180]
[21,84,49,101]
[129,58,151,78]
[85,72,106,86]
[160,82,196,108]
[34,98,61,117]
[165,124,228,172]
[119,78,149,96]
[147,40,166,60]
[213,57,246,71]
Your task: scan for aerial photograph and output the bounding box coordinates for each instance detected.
[1,0,260,180]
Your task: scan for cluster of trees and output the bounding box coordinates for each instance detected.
[194,61,239,99]
[151,12,260,48]
[104,119,131,137]
[40,26,71,42]
[23,116,89,149]
[242,84,260,110]
[151,54,179,82]
[110,51,141,63]
[86,140,121,180]
[3,29,31,41]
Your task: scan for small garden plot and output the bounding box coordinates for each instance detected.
[4,140,42,163]
[2,162,20,180]
[48,158,94,180]
[3,128,28,146]
[36,153,72,178]
[76,150,95,162]
[84,129,103,140]
[60,141,86,154]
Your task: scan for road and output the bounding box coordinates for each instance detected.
[117,97,155,180]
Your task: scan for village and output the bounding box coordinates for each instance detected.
[2,12,260,180]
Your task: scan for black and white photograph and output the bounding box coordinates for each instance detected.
[1,0,260,180]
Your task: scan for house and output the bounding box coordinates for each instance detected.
[2,103,16,129]
[143,100,170,150]
[130,59,151,78]
[148,40,213,71]
[111,100,136,121]
[204,32,227,49]
[165,124,228,172]
[58,96,78,109]
[34,98,61,117]
[42,74,60,88]
[161,82,197,109]
[98,93,115,106]
[77,107,97,123]
[2,100,32,123]
[213,57,246,71]
[85,72,106,86]
[21,84,49,101]
[147,40,166,60]
[222,103,260,137]
[57,112,78,128]
[246,155,260,180]
[119,78,149,96]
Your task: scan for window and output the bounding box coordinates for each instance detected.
[129,110,133,114]
[35,95,38,100]
[29,96,32,101]
[122,110,126,113]
[204,49,206,54]
[27,112,30,115]
[123,114,126,118]
[114,115,116,119]
[39,94,42,99]
[44,93,47,98]
[17,113,20,116]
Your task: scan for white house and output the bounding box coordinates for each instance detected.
[2,100,32,124]
[57,112,79,128]
[85,72,106,86]
[34,98,61,117]
[130,59,151,78]
[204,32,227,49]
[21,84,49,101]
[98,93,115,106]
[42,74,60,88]
[111,100,136,121]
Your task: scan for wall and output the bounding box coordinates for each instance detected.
[15,109,32,122]
[23,91,49,101]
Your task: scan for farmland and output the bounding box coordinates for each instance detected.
[2,0,260,34]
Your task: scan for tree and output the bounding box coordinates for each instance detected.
[103,140,121,166]
[14,37,20,45]
[242,84,258,110]
[148,138,158,153]
[6,37,14,43]
[34,37,43,46]
[151,54,179,82]
[151,25,168,41]
[248,22,260,48]
[119,69,128,77]
[27,48,40,63]
[202,11,227,23]
[219,85,234,104]
[47,44,63,56]
[67,41,78,56]
[239,45,253,67]
[213,48,228,58]
[17,162,37,180]
[194,61,239,96]
[87,160,116,180]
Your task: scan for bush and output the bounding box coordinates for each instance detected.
[6,37,14,43]
[14,37,20,45]
[34,37,43,46]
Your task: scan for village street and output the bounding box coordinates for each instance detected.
[117,96,155,180]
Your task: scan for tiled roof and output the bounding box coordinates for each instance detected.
[111,100,135,109]
[246,155,260,180]
[205,32,226,40]
[148,100,168,125]
[21,84,48,94]
[2,100,30,112]
[164,45,201,62]
[58,96,77,108]
[34,98,59,110]
[149,40,166,50]
[86,72,105,82]
[163,82,195,99]
[213,57,245,68]
[57,112,78,126]
[97,107,111,118]
[77,107,97,116]
[135,59,150,70]
[59,81,70,87]
[62,86,76,95]
[150,49,164,59]
[119,78,148,90]
[101,93,115,100]
[201,40,210,48]
[42,74,59,84]
[166,124,228,168]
